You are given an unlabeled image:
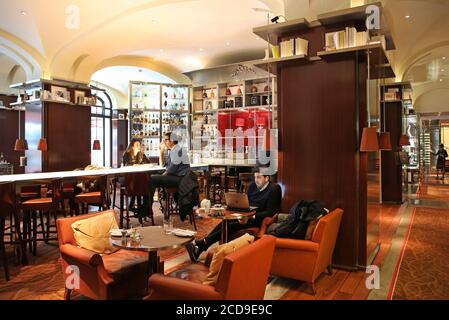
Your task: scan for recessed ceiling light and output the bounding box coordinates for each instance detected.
[151,20,156,24]
[443,57,447,60]
[20,11,27,15]
[440,79,444,82]
[199,48,204,52]
[405,15,411,19]
[226,42,230,46]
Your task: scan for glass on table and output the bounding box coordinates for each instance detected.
[163,215,174,234]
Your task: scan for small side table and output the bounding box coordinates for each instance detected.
[111,226,194,286]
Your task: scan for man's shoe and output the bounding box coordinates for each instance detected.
[186,242,203,262]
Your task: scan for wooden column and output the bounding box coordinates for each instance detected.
[278,51,368,269]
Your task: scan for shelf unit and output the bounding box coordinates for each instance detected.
[190,77,277,163]
[9,79,94,173]
[129,81,190,158]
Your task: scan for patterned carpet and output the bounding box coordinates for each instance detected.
[0,206,220,300]
[392,207,449,300]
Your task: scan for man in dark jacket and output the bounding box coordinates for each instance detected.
[187,166,282,261]
[139,132,191,218]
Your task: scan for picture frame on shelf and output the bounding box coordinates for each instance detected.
[74,90,86,105]
[51,86,69,102]
[118,113,125,120]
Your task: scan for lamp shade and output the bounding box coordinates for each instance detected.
[235,118,245,127]
[399,134,410,146]
[38,138,48,151]
[14,139,26,152]
[360,127,379,152]
[92,140,101,150]
[377,132,392,151]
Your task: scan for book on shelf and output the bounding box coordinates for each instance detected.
[295,37,309,56]
[325,28,369,51]
[280,37,308,58]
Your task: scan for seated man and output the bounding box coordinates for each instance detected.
[144,132,191,217]
[188,166,282,261]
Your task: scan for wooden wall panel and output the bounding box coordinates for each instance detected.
[381,101,403,203]
[43,104,91,172]
[0,108,25,174]
[278,55,367,269]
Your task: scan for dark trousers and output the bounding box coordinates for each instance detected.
[204,218,259,247]
[147,175,182,207]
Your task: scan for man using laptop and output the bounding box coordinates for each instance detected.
[187,166,282,261]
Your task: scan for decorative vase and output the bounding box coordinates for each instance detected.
[237,86,243,95]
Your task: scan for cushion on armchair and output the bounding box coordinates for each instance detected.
[71,211,119,254]
[203,233,255,286]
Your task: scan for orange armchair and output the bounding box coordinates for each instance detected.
[57,210,149,300]
[146,236,276,300]
[260,209,343,294]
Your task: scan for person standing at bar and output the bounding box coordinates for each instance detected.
[436,144,448,180]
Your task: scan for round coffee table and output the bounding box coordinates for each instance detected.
[111,226,195,280]
[209,210,256,243]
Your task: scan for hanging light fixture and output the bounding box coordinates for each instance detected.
[14,103,28,152]
[360,50,379,152]
[38,138,48,151]
[92,111,101,150]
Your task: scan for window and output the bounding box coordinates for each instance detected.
[90,88,114,167]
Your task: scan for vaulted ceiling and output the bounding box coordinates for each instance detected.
[0,0,448,112]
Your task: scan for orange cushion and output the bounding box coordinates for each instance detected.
[71,211,119,254]
[203,233,255,286]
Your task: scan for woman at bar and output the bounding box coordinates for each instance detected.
[122,139,150,167]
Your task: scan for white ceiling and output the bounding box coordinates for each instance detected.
[0,0,449,113]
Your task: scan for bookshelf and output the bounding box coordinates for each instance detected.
[191,77,277,163]
[129,81,190,158]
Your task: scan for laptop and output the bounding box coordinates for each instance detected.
[225,192,258,212]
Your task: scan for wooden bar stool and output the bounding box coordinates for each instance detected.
[20,179,62,256]
[120,172,155,228]
[1,182,28,281]
[162,187,197,231]
[74,175,109,214]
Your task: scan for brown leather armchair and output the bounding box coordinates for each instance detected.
[146,235,276,300]
[260,208,343,294]
[57,210,149,300]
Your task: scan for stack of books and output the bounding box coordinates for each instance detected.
[325,27,370,51]
[280,37,309,58]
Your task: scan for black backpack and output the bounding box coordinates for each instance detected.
[268,200,327,239]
